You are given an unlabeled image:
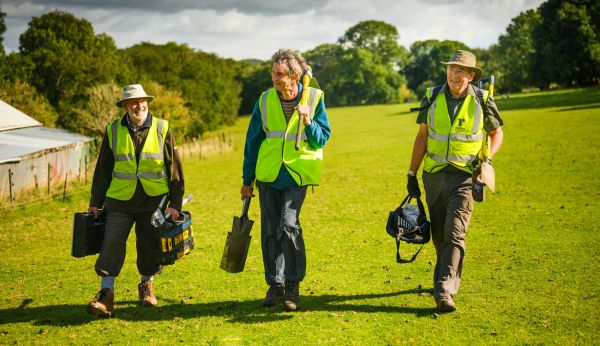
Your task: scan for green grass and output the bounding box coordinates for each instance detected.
[0,87,599,345]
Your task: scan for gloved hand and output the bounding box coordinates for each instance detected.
[407,175,421,197]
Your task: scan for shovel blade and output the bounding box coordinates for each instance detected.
[480,162,496,193]
[220,215,254,273]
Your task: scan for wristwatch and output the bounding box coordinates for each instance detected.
[407,170,416,177]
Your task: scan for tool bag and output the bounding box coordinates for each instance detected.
[154,211,194,265]
[71,211,105,258]
[386,195,431,263]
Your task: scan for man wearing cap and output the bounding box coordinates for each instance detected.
[86,84,184,317]
[406,50,504,312]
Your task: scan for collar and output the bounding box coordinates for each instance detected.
[121,112,153,129]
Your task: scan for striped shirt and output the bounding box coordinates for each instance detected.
[280,98,298,124]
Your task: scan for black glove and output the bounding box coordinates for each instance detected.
[407,175,421,197]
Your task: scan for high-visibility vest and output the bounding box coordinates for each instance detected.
[255,87,324,186]
[423,87,488,174]
[105,116,170,200]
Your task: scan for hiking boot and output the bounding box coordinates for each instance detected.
[138,280,158,307]
[87,288,114,318]
[262,284,284,307]
[436,295,456,313]
[283,282,300,312]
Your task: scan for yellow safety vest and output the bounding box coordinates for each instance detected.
[106,116,170,200]
[255,87,324,186]
[423,86,488,174]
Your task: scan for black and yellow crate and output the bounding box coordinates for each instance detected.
[155,211,194,265]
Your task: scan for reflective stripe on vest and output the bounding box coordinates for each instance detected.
[256,87,323,186]
[106,116,170,200]
[423,86,487,174]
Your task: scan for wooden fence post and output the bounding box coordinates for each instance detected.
[47,163,52,196]
[63,172,68,201]
[8,168,14,206]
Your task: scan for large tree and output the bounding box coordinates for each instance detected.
[0,9,6,57]
[122,42,242,135]
[18,11,119,129]
[532,0,600,87]
[306,44,402,107]
[338,20,408,70]
[495,9,541,91]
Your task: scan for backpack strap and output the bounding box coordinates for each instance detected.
[473,86,491,118]
[409,85,442,112]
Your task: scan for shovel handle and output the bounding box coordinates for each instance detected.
[158,194,168,209]
[295,69,312,151]
[242,196,251,217]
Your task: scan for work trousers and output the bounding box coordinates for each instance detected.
[257,182,307,286]
[95,210,160,277]
[423,170,473,298]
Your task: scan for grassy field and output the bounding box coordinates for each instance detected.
[0,87,599,345]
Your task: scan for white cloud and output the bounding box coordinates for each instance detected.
[1,0,546,60]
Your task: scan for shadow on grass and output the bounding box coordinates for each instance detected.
[0,288,435,326]
[495,88,600,111]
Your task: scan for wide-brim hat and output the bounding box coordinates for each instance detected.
[116,84,154,107]
[441,50,483,82]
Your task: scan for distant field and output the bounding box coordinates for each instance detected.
[0,87,598,345]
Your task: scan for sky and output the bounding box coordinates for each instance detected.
[1,0,545,61]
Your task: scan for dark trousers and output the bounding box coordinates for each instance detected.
[95,210,160,277]
[423,170,473,298]
[257,182,307,286]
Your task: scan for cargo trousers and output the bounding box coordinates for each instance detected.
[422,170,473,299]
[256,182,307,286]
[95,210,160,277]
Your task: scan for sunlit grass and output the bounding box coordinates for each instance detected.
[0,87,598,344]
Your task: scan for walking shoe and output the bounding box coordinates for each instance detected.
[262,285,285,307]
[283,282,300,312]
[138,280,158,307]
[436,295,456,313]
[87,288,114,318]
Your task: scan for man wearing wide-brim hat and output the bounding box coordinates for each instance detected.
[405,50,504,313]
[86,84,185,317]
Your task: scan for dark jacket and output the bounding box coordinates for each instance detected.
[89,113,184,213]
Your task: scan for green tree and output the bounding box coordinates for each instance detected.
[122,42,241,135]
[338,20,408,69]
[72,83,121,138]
[144,81,192,144]
[237,60,271,115]
[495,9,541,91]
[0,79,59,127]
[0,9,6,57]
[532,0,600,87]
[404,40,470,94]
[18,11,119,129]
[307,46,401,107]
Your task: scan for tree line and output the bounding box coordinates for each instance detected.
[0,0,598,140]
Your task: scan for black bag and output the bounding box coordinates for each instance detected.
[386,195,430,263]
[153,211,194,265]
[71,212,105,258]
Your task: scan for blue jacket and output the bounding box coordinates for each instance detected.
[243,82,331,189]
